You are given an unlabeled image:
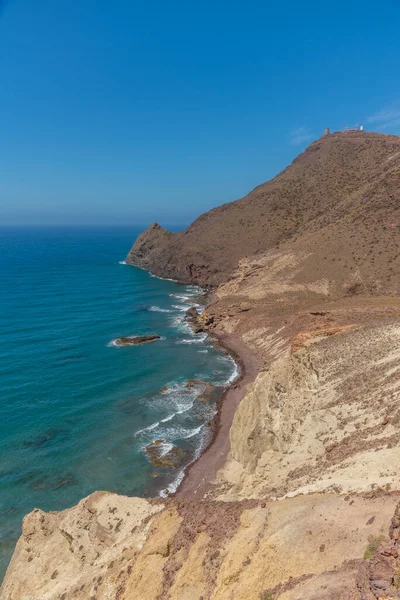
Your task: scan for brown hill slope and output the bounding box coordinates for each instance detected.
[127,131,400,287]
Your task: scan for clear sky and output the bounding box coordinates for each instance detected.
[1,0,400,227]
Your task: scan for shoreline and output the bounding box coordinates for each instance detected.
[122,263,261,500]
[175,328,261,499]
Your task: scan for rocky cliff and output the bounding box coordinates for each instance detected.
[3,132,400,600]
[3,489,400,600]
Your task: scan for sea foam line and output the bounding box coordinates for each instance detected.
[175,335,207,345]
[226,360,240,385]
[148,306,173,313]
[158,442,174,457]
[169,293,198,301]
[171,304,197,312]
[159,422,211,497]
[123,261,178,282]
[134,421,160,437]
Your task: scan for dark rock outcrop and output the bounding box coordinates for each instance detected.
[113,334,160,346]
[184,307,203,333]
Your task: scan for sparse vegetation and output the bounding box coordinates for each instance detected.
[260,593,274,600]
[363,535,386,559]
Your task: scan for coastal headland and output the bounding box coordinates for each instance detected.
[3,131,400,599]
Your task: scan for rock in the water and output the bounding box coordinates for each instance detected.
[185,307,204,333]
[114,334,160,346]
[185,307,200,320]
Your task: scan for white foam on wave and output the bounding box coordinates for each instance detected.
[226,360,240,384]
[168,395,194,414]
[157,383,199,414]
[159,382,207,406]
[134,421,160,437]
[159,382,191,396]
[158,422,211,497]
[158,442,174,457]
[148,306,173,313]
[171,304,196,312]
[213,355,240,386]
[118,260,127,265]
[138,419,203,446]
[161,413,176,423]
[158,424,203,441]
[175,334,207,345]
[149,272,177,282]
[169,293,197,301]
[198,349,209,353]
[182,425,203,439]
[170,315,191,333]
[159,470,185,497]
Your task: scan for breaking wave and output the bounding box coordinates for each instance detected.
[148,306,173,313]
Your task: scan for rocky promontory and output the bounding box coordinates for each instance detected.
[126,131,400,293]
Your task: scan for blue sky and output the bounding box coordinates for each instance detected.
[1,0,400,227]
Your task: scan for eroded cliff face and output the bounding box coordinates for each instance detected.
[214,315,400,502]
[3,489,400,600]
[202,249,400,507]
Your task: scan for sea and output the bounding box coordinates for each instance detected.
[0,226,237,579]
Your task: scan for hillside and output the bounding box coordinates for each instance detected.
[127,131,400,289]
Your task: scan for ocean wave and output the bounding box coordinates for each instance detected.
[118,260,127,265]
[160,413,176,423]
[169,293,197,301]
[162,393,195,414]
[158,383,199,413]
[148,306,173,313]
[226,361,240,384]
[171,304,195,312]
[158,422,209,497]
[134,421,160,437]
[180,425,203,439]
[162,424,203,441]
[159,469,185,497]
[141,423,203,446]
[212,356,240,386]
[175,334,207,345]
[169,316,191,333]
[158,442,174,457]
[149,272,177,282]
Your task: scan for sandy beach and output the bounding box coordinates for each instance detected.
[176,331,261,499]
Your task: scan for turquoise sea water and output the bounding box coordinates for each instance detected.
[0,227,236,578]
